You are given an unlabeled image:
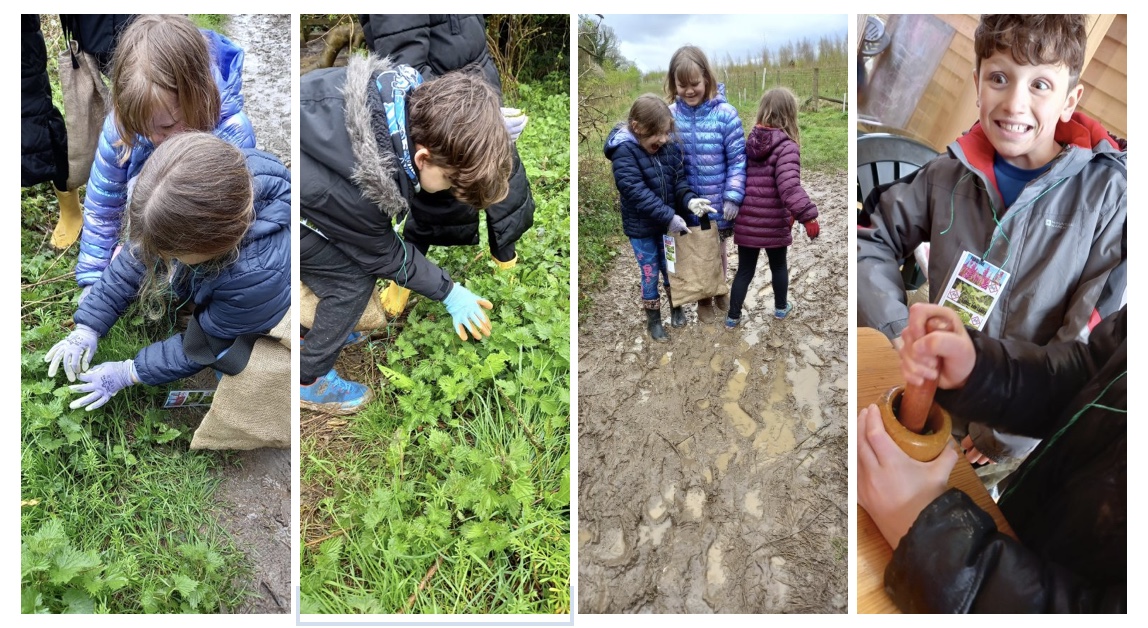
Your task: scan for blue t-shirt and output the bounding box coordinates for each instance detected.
[994,153,1052,208]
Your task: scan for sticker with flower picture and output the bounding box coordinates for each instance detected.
[937,250,1011,331]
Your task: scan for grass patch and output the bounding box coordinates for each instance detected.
[299,76,571,615]
[21,184,253,613]
[190,15,228,34]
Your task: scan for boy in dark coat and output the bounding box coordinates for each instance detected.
[359,14,535,316]
[299,54,511,414]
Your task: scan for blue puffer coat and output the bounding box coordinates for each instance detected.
[76,29,257,287]
[75,148,290,386]
[604,124,698,239]
[669,83,746,230]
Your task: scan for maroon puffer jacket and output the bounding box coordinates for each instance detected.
[733,125,818,249]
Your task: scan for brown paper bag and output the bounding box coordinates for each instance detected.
[298,280,386,332]
[190,313,291,450]
[665,220,729,305]
[58,41,108,191]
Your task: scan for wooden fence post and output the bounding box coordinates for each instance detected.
[812,67,820,112]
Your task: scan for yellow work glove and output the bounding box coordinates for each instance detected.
[380,281,412,317]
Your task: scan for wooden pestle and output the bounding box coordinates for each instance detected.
[898,317,949,434]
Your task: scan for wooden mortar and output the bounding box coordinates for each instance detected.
[878,384,952,462]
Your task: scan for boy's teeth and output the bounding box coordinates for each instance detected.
[1000,122,1028,132]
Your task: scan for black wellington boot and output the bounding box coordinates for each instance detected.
[644,301,670,342]
[666,287,686,327]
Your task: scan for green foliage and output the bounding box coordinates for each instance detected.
[300,78,570,614]
[190,15,228,35]
[21,183,252,613]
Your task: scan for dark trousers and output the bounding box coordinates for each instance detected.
[728,245,788,319]
[300,228,376,384]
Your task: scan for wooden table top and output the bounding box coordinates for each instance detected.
[856,327,1016,614]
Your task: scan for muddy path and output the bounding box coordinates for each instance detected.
[577,169,849,613]
[200,14,292,614]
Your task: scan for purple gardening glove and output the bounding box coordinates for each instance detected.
[69,359,138,411]
[667,215,691,235]
[45,323,100,382]
[722,200,740,221]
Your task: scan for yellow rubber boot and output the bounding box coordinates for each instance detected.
[51,188,83,249]
[380,281,412,317]
[493,254,517,271]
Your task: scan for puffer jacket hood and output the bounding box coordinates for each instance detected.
[745,124,787,161]
[205,29,246,124]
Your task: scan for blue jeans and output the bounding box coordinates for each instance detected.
[629,236,670,301]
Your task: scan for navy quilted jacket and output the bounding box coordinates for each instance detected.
[75,149,290,386]
[76,29,256,287]
[734,125,818,249]
[669,84,746,230]
[604,125,697,239]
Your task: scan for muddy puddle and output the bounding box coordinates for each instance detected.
[578,170,849,613]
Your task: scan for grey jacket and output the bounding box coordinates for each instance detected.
[858,114,1126,462]
[299,54,453,301]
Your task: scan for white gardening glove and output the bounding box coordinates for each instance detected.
[667,215,691,235]
[501,107,528,142]
[687,198,713,217]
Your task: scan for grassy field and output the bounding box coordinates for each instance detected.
[577,63,849,317]
[20,16,259,613]
[298,74,571,614]
[21,187,254,613]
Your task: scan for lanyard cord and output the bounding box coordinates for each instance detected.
[941,170,1069,269]
[1000,369,1126,502]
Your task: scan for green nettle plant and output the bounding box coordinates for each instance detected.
[300,74,571,615]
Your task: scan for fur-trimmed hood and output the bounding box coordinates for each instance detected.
[342,54,415,218]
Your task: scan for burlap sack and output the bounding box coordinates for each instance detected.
[190,313,291,450]
[59,41,108,191]
[666,221,729,305]
[297,280,386,332]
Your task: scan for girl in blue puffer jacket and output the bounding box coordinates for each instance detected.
[74,14,256,298]
[605,94,710,342]
[46,133,290,412]
[665,45,747,323]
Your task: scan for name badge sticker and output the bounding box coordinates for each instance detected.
[937,250,1011,331]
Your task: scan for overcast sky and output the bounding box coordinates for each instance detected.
[594,14,848,73]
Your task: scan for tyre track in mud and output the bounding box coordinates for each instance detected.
[578,170,849,613]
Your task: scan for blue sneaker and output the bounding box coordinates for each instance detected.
[724,316,740,332]
[775,302,793,319]
[300,369,374,415]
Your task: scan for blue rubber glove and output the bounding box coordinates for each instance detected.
[667,215,691,235]
[722,200,740,221]
[501,107,528,142]
[69,359,138,411]
[442,284,494,341]
[45,323,100,382]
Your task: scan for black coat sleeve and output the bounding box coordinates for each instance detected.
[935,309,1125,440]
[886,489,1126,613]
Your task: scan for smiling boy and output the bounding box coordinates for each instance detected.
[857,15,1126,466]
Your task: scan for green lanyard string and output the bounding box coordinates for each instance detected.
[1000,369,1126,502]
[942,171,1068,269]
